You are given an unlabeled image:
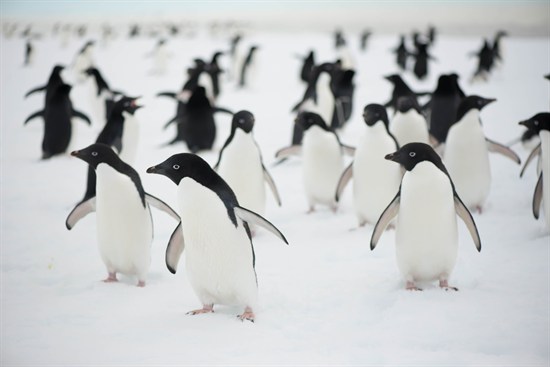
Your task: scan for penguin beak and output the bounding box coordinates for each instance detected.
[131,97,143,109]
[146,165,159,174]
[70,150,80,157]
[385,151,399,162]
[518,120,529,128]
[482,98,497,108]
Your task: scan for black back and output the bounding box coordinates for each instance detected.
[412,43,431,80]
[428,74,465,143]
[41,83,74,159]
[394,35,408,71]
[181,86,217,153]
[300,51,315,83]
[239,46,258,87]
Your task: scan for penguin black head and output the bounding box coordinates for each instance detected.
[435,74,455,92]
[52,65,65,74]
[114,96,143,115]
[519,113,550,133]
[396,96,421,114]
[317,62,335,73]
[545,74,550,81]
[84,67,99,77]
[147,153,213,186]
[362,104,389,127]
[232,110,255,133]
[456,95,496,121]
[385,142,446,172]
[384,74,404,86]
[71,143,120,170]
[295,111,330,132]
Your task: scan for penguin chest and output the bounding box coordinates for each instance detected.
[353,125,401,223]
[540,131,550,228]
[95,165,152,276]
[315,73,335,124]
[390,110,429,146]
[119,112,139,165]
[302,127,343,206]
[177,179,257,307]
[396,163,458,281]
[444,112,490,208]
[217,132,266,215]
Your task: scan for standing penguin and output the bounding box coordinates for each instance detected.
[359,30,372,51]
[84,66,120,126]
[146,153,288,322]
[330,67,355,130]
[392,35,409,71]
[444,96,521,212]
[215,111,282,219]
[370,143,481,291]
[148,39,170,75]
[470,40,495,82]
[72,40,95,82]
[276,112,353,213]
[492,30,508,68]
[208,51,225,100]
[298,50,315,84]
[23,39,34,66]
[390,96,430,147]
[335,104,401,227]
[519,113,550,230]
[239,45,259,88]
[66,143,179,287]
[24,83,91,159]
[24,64,65,100]
[411,42,434,80]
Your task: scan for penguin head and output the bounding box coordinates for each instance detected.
[71,143,120,170]
[84,67,99,77]
[384,74,404,86]
[435,74,455,92]
[385,142,445,172]
[232,110,255,133]
[545,74,550,81]
[519,113,550,133]
[362,104,389,127]
[456,95,496,121]
[115,96,143,115]
[147,153,212,185]
[52,65,65,75]
[395,96,421,114]
[56,83,72,94]
[295,111,329,132]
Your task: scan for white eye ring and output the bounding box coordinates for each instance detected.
[534,120,539,125]
[173,164,180,170]
[409,152,416,157]
[91,151,98,156]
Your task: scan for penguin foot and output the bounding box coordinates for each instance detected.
[237,307,255,323]
[103,273,118,283]
[187,305,214,315]
[406,281,422,291]
[474,205,483,214]
[137,280,146,287]
[307,206,315,214]
[439,280,458,291]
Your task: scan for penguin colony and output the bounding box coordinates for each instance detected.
[14,20,547,323]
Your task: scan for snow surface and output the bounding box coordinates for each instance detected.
[1,26,549,366]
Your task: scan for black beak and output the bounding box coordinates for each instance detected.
[385,152,398,162]
[146,166,158,174]
[70,150,80,157]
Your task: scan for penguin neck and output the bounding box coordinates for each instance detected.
[455,109,480,128]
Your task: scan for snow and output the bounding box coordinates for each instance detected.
[1,25,549,366]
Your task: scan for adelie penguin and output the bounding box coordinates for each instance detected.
[24,64,65,101]
[24,83,91,159]
[276,112,354,213]
[66,143,179,287]
[470,39,495,82]
[147,153,288,322]
[444,96,521,212]
[392,35,409,71]
[383,74,428,112]
[411,42,435,80]
[371,143,482,291]
[84,66,121,126]
[335,104,401,227]
[214,111,282,222]
[518,113,550,230]
[239,45,259,88]
[298,50,315,84]
[389,95,430,147]
[71,40,95,82]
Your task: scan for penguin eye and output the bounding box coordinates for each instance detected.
[91,151,98,157]
[173,164,180,170]
[409,152,416,157]
[534,120,539,126]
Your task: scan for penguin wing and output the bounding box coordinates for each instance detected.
[533,173,543,219]
[72,109,92,125]
[335,162,353,202]
[65,197,96,230]
[156,91,177,99]
[234,206,288,245]
[163,115,179,130]
[165,222,185,274]
[145,193,180,221]
[24,110,44,125]
[262,165,282,206]
[24,85,46,98]
[485,138,520,164]
[520,143,541,178]
[275,145,302,159]
[453,195,482,252]
[370,193,400,250]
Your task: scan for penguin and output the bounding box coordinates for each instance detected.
[229,34,243,81]
[492,30,508,67]
[359,30,372,51]
[392,35,409,71]
[384,74,428,111]
[276,112,353,212]
[444,96,521,212]
[470,39,495,82]
[194,58,215,103]
[335,104,401,227]
[208,51,225,100]
[370,142,481,291]
[239,45,259,88]
[411,42,434,80]
[427,25,437,45]
[24,64,65,100]
[23,39,33,67]
[425,74,465,146]
[299,50,315,84]
[389,96,430,147]
[77,96,143,205]
[215,110,282,219]
[84,67,120,125]
[66,143,179,287]
[148,39,170,75]
[72,40,95,82]
[146,153,288,322]
[24,83,91,159]
[518,113,550,229]
[330,66,355,130]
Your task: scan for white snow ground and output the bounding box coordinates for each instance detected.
[1,26,549,366]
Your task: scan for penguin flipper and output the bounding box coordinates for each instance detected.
[453,195,482,252]
[65,197,96,230]
[335,162,353,202]
[533,174,543,220]
[370,194,400,250]
[163,116,178,130]
[262,165,282,206]
[24,110,44,125]
[485,138,521,164]
[234,206,288,245]
[275,145,302,159]
[145,193,180,221]
[166,222,185,274]
[24,85,46,98]
[156,92,177,99]
[520,143,541,178]
[72,110,92,125]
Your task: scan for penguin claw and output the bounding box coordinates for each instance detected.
[237,308,255,323]
[186,306,214,315]
[406,281,422,291]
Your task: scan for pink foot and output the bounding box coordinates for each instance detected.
[406,281,422,291]
[307,206,315,214]
[475,205,483,214]
[137,280,146,287]
[439,279,459,291]
[187,304,214,315]
[103,273,118,283]
[237,307,255,323]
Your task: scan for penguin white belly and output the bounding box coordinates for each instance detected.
[302,127,343,208]
[444,113,490,209]
[178,178,258,308]
[87,81,106,127]
[198,72,214,103]
[95,165,152,279]
[119,111,139,166]
[390,110,429,146]
[217,131,266,216]
[353,124,401,224]
[396,162,458,282]
[540,131,550,229]
[316,73,335,124]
